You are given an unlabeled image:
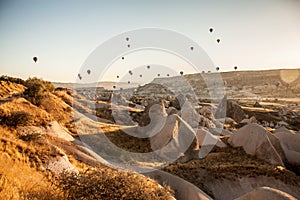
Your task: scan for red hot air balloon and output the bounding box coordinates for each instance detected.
[33,57,38,63]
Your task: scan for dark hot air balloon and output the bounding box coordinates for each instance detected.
[139,74,142,78]
[126,37,129,41]
[87,69,91,75]
[113,86,116,89]
[117,75,119,78]
[122,57,124,60]
[209,28,213,33]
[216,67,220,71]
[33,57,38,63]
[157,74,160,77]
[190,46,194,51]
[127,44,130,48]
[180,71,183,76]
[234,66,238,71]
[217,39,220,43]
[128,81,130,84]
[167,74,169,77]
[147,65,150,69]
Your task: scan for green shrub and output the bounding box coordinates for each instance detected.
[2,111,32,127]
[23,77,55,106]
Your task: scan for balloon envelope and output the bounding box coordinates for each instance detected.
[33,57,38,62]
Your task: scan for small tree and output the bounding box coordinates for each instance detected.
[23,77,55,105]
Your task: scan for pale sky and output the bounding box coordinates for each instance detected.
[0,0,300,82]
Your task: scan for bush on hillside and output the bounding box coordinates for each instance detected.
[23,77,55,106]
[56,168,173,200]
[1,111,32,127]
[0,75,25,85]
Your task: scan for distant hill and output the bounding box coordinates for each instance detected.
[148,69,300,98]
[52,81,140,90]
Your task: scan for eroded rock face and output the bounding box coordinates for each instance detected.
[43,146,78,174]
[46,121,74,142]
[144,170,213,200]
[150,114,179,151]
[138,100,167,127]
[235,186,297,200]
[226,100,246,123]
[215,96,246,123]
[228,123,285,166]
[274,127,300,165]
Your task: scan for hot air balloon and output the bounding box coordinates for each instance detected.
[147,65,150,69]
[217,39,221,43]
[234,66,238,71]
[128,81,130,84]
[180,71,184,76]
[33,57,38,63]
[117,75,119,78]
[129,70,133,75]
[139,74,142,78]
[126,37,129,41]
[78,74,82,80]
[216,67,220,71]
[190,46,194,51]
[87,69,91,75]
[209,28,213,33]
[157,74,160,77]
[113,85,116,89]
[167,74,170,77]
[127,44,130,48]
[122,57,124,60]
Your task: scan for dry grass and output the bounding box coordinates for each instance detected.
[0,127,63,199]
[0,80,25,99]
[57,168,174,200]
[39,92,73,126]
[0,97,53,126]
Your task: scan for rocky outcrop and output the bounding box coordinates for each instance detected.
[274,127,300,165]
[215,96,246,123]
[145,170,213,200]
[228,123,285,166]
